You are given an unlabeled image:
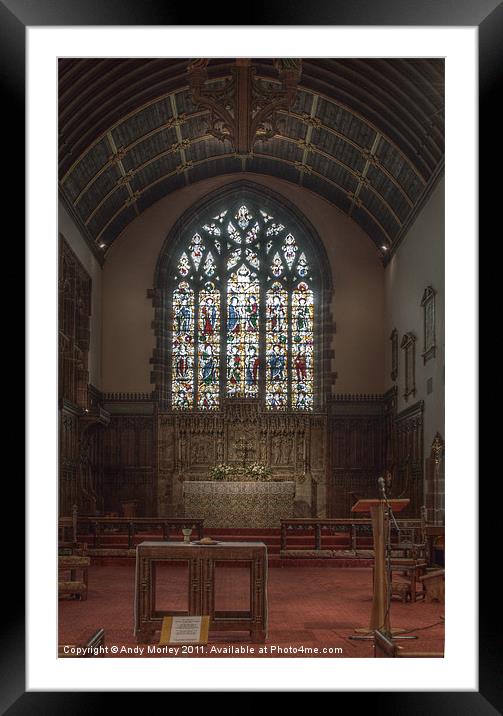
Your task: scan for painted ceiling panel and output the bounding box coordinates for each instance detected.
[278,115,308,142]
[359,186,402,240]
[254,137,304,164]
[185,137,234,163]
[173,88,199,115]
[301,173,352,215]
[180,114,211,141]
[122,128,179,171]
[376,139,425,203]
[62,138,111,201]
[316,98,376,149]
[310,129,366,173]
[86,187,130,238]
[365,164,411,224]
[73,166,121,219]
[351,204,388,247]
[111,98,174,148]
[131,152,182,191]
[308,151,357,193]
[246,156,301,185]
[291,89,314,115]
[187,157,243,184]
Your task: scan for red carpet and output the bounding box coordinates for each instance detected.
[59,565,444,658]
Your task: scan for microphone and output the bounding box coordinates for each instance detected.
[377,476,386,499]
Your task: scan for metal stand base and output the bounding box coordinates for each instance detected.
[354,627,406,635]
[348,634,417,641]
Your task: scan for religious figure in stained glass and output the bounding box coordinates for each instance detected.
[201,296,217,336]
[227,345,242,393]
[170,199,317,411]
[197,281,219,409]
[245,295,259,332]
[269,344,286,382]
[200,344,216,384]
[176,297,192,334]
[227,295,241,334]
[294,349,307,383]
[245,345,259,388]
[295,296,310,332]
[292,282,314,409]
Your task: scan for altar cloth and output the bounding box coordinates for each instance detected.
[183,480,296,528]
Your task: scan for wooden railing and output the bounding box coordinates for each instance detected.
[280,518,424,553]
[75,517,204,549]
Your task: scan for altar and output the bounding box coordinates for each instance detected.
[183,481,296,528]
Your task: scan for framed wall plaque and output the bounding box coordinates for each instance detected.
[390,328,398,382]
[421,286,437,364]
[401,332,417,401]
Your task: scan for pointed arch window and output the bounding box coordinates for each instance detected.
[169,199,318,411]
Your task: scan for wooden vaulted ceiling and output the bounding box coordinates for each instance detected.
[58,58,444,262]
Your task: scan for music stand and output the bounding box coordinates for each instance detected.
[351,498,410,635]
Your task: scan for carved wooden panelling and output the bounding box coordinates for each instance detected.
[100,416,154,515]
[327,408,385,517]
[393,401,424,516]
[156,415,176,516]
[59,408,80,515]
[425,432,444,525]
[59,386,427,520]
[59,238,91,408]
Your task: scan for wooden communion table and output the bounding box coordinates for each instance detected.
[134,541,268,643]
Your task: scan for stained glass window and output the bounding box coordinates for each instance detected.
[170,200,317,411]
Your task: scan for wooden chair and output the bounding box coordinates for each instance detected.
[374,629,443,658]
[419,569,445,603]
[58,504,78,548]
[59,505,88,556]
[59,628,105,657]
[58,555,90,600]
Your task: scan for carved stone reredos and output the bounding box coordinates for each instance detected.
[223,399,261,423]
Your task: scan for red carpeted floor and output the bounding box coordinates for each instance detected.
[59,565,444,658]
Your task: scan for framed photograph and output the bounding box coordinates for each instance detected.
[13,0,491,709]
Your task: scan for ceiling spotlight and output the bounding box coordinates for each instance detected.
[99,242,106,249]
[381,245,388,251]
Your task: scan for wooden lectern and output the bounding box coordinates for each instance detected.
[352,498,410,634]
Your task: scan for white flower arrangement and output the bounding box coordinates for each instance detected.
[208,462,274,481]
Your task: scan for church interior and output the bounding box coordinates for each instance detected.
[58,57,445,659]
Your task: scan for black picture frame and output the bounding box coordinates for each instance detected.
[7,0,496,711]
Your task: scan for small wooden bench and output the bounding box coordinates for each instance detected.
[419,569,445,603]
[58,555,90,600]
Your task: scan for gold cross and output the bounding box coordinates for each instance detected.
[235,437,256,467]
